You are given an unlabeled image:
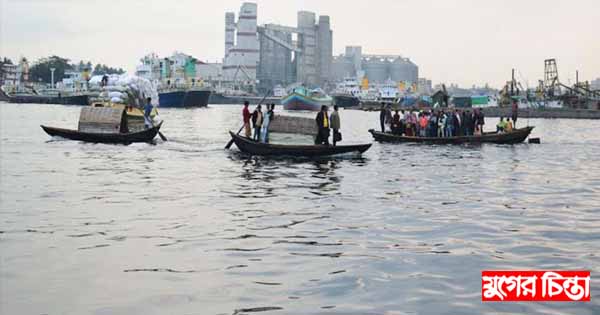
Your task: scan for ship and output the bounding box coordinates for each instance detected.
[332,77,360,108]
[158,86,211,108]
[208,89,280,105]
[1,85,90,105]
[282,86,332,111]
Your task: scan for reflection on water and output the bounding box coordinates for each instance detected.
[1,104,600,315]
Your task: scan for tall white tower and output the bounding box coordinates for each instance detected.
[223,2,260,83]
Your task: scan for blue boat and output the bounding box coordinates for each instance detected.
[158,88,211,108]
[282,87,332,111]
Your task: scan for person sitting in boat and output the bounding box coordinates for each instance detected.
[330,105,341,146]
[505,117,514,132]
[315,105,330,145]
[496,117,507,133]
[143,97,153,129]
[251,104,263,141]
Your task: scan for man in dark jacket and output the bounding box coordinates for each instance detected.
[379,104,386,132]
[453,110,461,137]
[315,105,330,145]
[463,110,474,136]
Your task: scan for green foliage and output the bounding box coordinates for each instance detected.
[29,55,73,83]
[92,64,125,75]
[9,55,126,84]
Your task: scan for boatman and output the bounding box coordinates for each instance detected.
[242,101,252,138]
[379,104,386,132]
[511,100,519,128]
[143,97,153,129]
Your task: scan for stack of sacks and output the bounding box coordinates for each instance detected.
[94,74,159,107]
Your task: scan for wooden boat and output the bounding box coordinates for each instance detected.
[41,122,162,144]
[282,87,332,111]
[229,132,372,157]
[369,126,534,144]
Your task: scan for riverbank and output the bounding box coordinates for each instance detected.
[354,105,600,119]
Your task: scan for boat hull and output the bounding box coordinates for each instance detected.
[8,94,90,106]
[369,127,534,145]
[282,93,331,111]
[209,93,281,105]
[41,122,162,144]
[158,90,211,108]
[333,94,360,108]
[230,132,372,157]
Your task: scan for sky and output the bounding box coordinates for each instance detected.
[1,0,599,88]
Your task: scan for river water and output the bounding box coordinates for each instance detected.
[1,103,599,315]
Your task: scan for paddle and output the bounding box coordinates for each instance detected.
[225,90,271,149]
[153,109,168,141]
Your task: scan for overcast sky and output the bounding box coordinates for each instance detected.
[1,0,599,88]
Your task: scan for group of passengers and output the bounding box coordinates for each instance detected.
[379,100,519,137]
[242,101,277,143]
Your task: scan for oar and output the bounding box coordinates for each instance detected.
[153,109,168,141]
[157,130,168,142]
[225,90,272,149]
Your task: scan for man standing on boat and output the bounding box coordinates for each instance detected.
[379,104,386,132]
[315,105,330,145]
[143,97,153,129]
[330,105,341,146]
[242,101,251,138]
[251,104,263,141]
[511,100,519,127]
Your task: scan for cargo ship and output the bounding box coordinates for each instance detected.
[332,78,361,107]
[158,87,211,108]
[1,86,90,105]
[208,90,280,105]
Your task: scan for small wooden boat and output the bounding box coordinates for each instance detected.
[41,122,162,144]
[369,126,534,144]
[229,132,372,157]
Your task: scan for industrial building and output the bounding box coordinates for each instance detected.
[223,2,333,90]
[592,78,600,90]
[332,46,419,85]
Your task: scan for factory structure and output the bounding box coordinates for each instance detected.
[331,46,419,84]
[221,2,419,93]
[223,2,333,91]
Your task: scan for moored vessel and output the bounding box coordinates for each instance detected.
[158,87,211,108]
[282,86,332,111]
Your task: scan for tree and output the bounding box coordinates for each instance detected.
[29,55,72,84]
[92,63,125,75]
